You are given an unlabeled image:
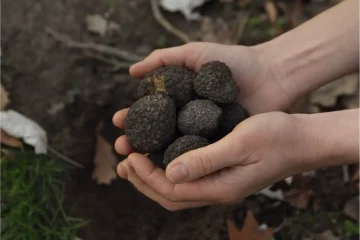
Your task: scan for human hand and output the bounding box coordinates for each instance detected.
[114,111,311,210]
[130,42,293,114]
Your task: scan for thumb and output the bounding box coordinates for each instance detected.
[165,133,241,184]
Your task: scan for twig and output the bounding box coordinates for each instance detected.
[150,0,191,43]
[47,146,84,169]
[45,27,144,62]
[231,12,249,45]
[83,50,133,71]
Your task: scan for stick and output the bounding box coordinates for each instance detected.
[150,0,191,43]
[83,50,133,71]
[48,146,84,169]
[45,27,144,62]
[231,12,249,45]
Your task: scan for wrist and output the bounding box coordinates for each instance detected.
[292,109,359,171]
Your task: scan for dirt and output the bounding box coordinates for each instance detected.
[1,0,358,239]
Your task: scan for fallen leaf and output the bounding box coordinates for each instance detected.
[283,188,312,209]
[92,122,118,185]
[0,110,47,154]
[310,74,359,112]
[227,210,273,240]
[264,0,278,24]
[0,84,9,110]
[160,0,210,21]
[343,196,359,221]
[351,165,359,182]
[315,230,340,240]
[199,17,233,44]
[283,174,313,209]
[86,14,120,36]
[0,129,23,148]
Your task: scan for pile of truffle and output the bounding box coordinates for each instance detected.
[125,61,249,168]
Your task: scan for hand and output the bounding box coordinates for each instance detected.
[129,42,293,114]
[114,111,310,211]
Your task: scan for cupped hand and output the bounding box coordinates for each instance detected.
[113,110,310,211]
[130,42,292,114]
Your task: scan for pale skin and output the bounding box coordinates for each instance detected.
[113,0,359,211]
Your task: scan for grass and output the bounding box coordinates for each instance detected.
[1,147,87,240]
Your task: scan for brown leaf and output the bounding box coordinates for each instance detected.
[264,0,278,24]
[0,84,10,110]
[343,196,359,221]
[227,210,273,240]
[284,188,312,209]
[309,74,359,112]
[0,129,23,148]
[315,230,340,240]
[283,174,313,209]
[351,164,359,182]
[92,122,118,185]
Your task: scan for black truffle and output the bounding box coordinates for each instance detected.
[163,135,209,165]
[125,94,176,153]
[177,99,222,138]
[138,66,196,108]
[194,61,239,103]
[217,103,250,139]
[148,152,166,169]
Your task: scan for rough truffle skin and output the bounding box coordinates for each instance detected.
[217,103,249,139]
[194,61,239,103]
[148,152,166,169]
[138,66,196,108]
[125,94,176,153]
[177,100,222,138]
[163,135,209,165]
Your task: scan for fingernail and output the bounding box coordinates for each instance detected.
[168,163,188,183]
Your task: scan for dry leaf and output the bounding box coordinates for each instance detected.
[92,122,118,185]
[310,74,359,112]
[315,230,340,240]
[351,165,359,182]
[343,196,359,221]
[283,188,312,209]
[0,129,23,148]
[86,14,120,36]
[1,84,9,110]
[264,0,278,24]
[227,210,273,240]
[0,110,47,154]
[199,17,233,44]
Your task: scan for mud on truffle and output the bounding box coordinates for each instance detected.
[138,66,196,108]
[125,94,176,153]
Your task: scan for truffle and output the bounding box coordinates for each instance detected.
[148,152,166,169]
[125,94,176,153]
[194,61,239,103]
[163,135,209,166]
[177,99,222,138]
[138,66,196,108]
[217,103,249,139]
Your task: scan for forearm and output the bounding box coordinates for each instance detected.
[254,0,359,101]
[295,109,359,171]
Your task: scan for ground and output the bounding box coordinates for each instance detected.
[1,0,358,239]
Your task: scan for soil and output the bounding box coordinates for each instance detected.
[2,0,358,239]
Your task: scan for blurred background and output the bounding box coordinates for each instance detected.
[1,0,359,239]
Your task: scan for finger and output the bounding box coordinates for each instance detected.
[129,43,203,78]
[166,132,245,183]
[112,109,129,129]
[115,135,133,155]
[127,153,229,202]
[122,159,213,211]
[117,160,128,179]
